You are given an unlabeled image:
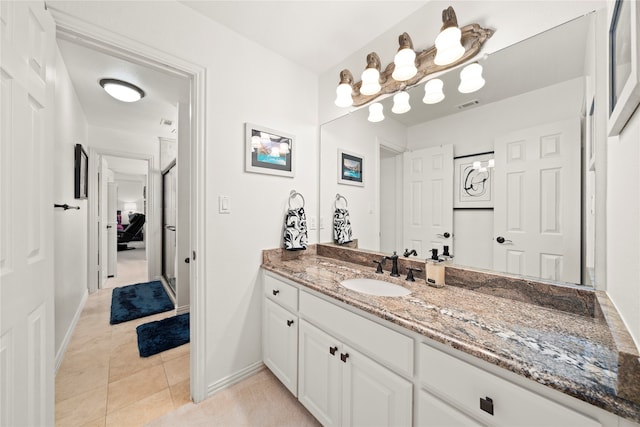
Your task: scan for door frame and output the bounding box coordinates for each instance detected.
[50,9,208,403]
[376,137,405,252]
[161,159,177,295]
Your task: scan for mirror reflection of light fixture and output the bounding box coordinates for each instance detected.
[458,63,486,93]
[99,78,145,103]
[423,78,445,104]
[360,53,382,95]
[473,158,495,171]
[434,6,465,66]
[368,102,384,122]
[334,70,355,107]
[392,33,418,82]
[392,91,411,114]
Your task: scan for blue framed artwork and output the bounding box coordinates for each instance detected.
[245,123,295,177]
[338,149,364,187]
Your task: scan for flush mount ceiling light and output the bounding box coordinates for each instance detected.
[333,6,493,112]
[99,78,145,103]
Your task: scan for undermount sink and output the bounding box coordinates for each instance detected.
[340,278,411,297]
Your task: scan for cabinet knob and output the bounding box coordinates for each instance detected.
[272,289,280,296]
[340,353,349,363]
[329,346,338,356]
[480,396,494,415]
[286,320,294,327]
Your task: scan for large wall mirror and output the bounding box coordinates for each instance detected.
[319,12,601,286]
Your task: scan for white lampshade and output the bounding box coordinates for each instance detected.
[423,79,445,104]
[368,103,384,122]
[434,26,465,66]
[488,158,495,168]
[473,161,481,170]
[392,91,411,114]
[334,83,353,107]
[392,48,417,81]
[360,67,381,95]
[458,63,485,93]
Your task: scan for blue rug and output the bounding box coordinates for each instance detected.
[136,313,190,357]
[110,281,174,325]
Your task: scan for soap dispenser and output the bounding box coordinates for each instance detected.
[426,248,445,288]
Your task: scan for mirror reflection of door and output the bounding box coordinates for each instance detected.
[162,161,177,295]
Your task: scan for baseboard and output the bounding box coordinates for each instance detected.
[176,305,190,315]
[207,361,265,397]
[55,289,88,375]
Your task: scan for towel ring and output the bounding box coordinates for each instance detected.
[288,190,305,209]
[335,193,348,209]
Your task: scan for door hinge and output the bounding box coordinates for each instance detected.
[192,250,196,261]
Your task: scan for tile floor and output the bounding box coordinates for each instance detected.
[55,244,320,426]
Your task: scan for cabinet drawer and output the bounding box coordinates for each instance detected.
[300,291,413,377]
[264,273,298,312]
[419,343,600,427]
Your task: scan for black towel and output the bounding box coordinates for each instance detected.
[333,208,353,245]
[284,207,308,251]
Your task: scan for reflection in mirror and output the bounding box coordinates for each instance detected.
[320,12,598,286]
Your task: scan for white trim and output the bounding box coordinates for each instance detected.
[49,7,208,403]
[207,362,266,397]
[176,305,190,315]
[54,290,88,374]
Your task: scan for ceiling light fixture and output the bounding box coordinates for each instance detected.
[333,6,494,121]
[99,78,145,103]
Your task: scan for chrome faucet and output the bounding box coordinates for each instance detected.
[388,251,400,277]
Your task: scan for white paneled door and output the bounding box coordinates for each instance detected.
[403,145,454,257]
[0,1,56,425]
[494,118,580,283]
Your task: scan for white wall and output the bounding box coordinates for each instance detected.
[49,0,318,392]
[320,107,407,249]
[407,78,584,270]
[53,47,89,364]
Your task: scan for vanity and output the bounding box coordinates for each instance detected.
[261,244,640,427]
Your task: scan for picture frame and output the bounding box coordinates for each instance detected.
[245,123,295,177]
[608,0,640,136]
[74,143,88,199]
[338,149,364,186]
[453,152,494,209]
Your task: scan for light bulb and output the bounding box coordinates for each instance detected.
[423,79,445,104]
[392,91,411,114]
[459,63,485,93]
[335,83,353,107]
[360,68,381,95]
[392,48,417,81]
[434,26,465,66]
[368,103,384,122]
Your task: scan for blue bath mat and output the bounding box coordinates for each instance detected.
[110,281,174,325]
[136,313,190,357]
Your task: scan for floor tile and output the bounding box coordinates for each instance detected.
[169,379,191,408]
[55,358,110,403]
[108,340,163,384]
[107,364,169,413]
[160,342,189,362]
[105,389,174,427]
[163,353,189,386]
[55,385,107,427]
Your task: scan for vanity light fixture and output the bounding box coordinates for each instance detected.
[473,158,495,172]
[423,78,445,104]
[458,62,486,94]
[333,6,494,115]
[99,78,145,103]
[368,102,385,122]
[392,91,411,114]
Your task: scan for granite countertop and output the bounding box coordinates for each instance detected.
[262,245,640,423]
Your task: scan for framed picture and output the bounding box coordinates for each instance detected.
[245,123,294,177]
[453,152,494,209]
[608,0,640,136]
[74,143,88,199]
[338,149,364,186]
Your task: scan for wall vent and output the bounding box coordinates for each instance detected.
[456,99,480,110]
[160,118,173,126]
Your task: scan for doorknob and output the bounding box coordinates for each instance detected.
[184,258,190,264]
[106,225,112,229]
[496,236,513,244]
[437,232,451,239]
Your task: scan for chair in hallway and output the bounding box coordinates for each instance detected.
[117,213,145,251]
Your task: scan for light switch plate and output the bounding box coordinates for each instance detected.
[219,196,231,214]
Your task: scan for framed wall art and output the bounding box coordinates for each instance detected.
[608,0,640,136]
[453,152,494,209]
[338,149,364,186]
[245,123,295,177]
[74,143,88,199]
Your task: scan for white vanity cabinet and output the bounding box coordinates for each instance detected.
[298,319,413,427]
[262,274,299,396]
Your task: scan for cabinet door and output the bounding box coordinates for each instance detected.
[263,298,298,396]
[298,320,342,427]
[342,345,412,427]
[418,389,483,427]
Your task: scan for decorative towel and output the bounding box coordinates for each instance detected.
[333,208,353,245]
[284,207,308,251]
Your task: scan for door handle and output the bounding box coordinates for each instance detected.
[496,236,513,244]
[165,225,176,231]
[184,258,190,264]
[106,225,112,229]
[437,232,451,239]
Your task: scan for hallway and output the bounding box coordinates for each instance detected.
[55,247,190,426]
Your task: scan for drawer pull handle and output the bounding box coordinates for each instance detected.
[480,396,494,415]
[340,353,349,363]
[287,320,294,327]
[329,346,338,355]
[272,289,280,296]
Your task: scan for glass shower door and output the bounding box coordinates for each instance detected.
[162,162,177,295]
